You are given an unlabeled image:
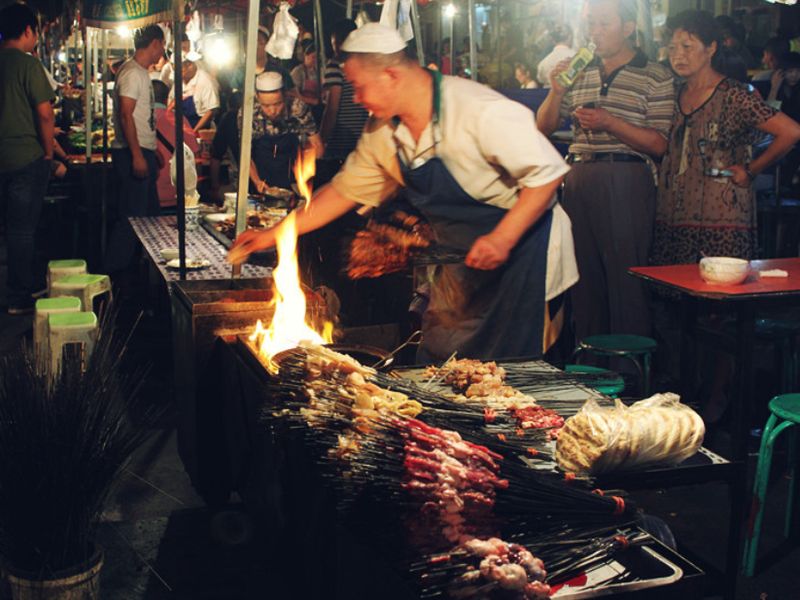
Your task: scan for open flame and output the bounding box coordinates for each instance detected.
[249,147,332,371]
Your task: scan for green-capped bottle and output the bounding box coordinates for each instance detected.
[556,42,597,88]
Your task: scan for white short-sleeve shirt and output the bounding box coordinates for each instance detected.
[182,68,220,117]
[112,58,156,151]
[332,74,578,301]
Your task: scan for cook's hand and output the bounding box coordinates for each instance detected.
[548,59,573,96]
[573,107,616,132]
[725,164,752,188]
[255,179,269,195]
[465,234,512,270]
[227,228,277,265]
[53,161,67,179]
[132,154,148,179]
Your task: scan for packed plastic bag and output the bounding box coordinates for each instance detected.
[170,142,198,205]
[555,393,705,474]
[266,2,299,60]
[380,0,415,42]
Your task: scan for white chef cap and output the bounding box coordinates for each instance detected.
[183,50,202,63]
[341,22,406,54]
[255,70,284,92]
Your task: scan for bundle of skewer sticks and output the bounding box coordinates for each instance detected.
[258,347,635,521]
[252,345,656,598]
[410,245,468,266]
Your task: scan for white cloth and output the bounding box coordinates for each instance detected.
[332,75,577,301]
[537,44,576,87]
[170,68,220,117]
[380,0,414,43]
[342,22,407,54]
[112,59,156,151]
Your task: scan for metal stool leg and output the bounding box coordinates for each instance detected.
[744,416,794,575]
[786,427,798,538]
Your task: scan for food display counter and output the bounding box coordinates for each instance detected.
[189,338,714,599]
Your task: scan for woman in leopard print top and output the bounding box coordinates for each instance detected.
[651,11,800,266]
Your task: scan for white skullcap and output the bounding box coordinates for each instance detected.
[183,50,202,63]
[255,71,284,92]
[341,22,406,54]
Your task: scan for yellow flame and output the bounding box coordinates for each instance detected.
[249,147,332,371]
[294,145,316,210]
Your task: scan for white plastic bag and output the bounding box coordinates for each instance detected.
[170,142,198,205]
[380,0,415,42]
[266,2,299,60]
[555,393,705,474]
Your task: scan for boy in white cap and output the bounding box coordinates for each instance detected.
[229,23,577,362]
[210,70,321,196]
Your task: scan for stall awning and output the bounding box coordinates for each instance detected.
[83,0,172,29]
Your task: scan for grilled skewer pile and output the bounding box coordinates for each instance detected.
[257,343,642,598]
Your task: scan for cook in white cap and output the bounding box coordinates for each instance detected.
[230,23,577,362]
[170,50,219,133]
[210,69,322,197]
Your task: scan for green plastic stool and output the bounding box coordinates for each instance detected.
[46,259,87,296]
[50,273,112,313]
[48,311,99,374]
[742,394,800,576]
[572,334,658,396]
[34,297,82,363]
[565,364,625,398]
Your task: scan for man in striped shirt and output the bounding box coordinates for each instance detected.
[320,19,369,164]
[538,0,674,342]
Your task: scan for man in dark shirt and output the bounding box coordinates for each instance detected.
[0,3,55,314]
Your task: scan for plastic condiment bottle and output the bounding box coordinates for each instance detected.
[556,42,597,88]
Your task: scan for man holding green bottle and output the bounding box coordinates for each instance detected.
[537,0,674,343]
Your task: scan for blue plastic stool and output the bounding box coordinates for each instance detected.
[742,394,800,576]
[564,364,625,398]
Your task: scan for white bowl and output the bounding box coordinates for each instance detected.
[699,257,750,285]
[160,247,179,262]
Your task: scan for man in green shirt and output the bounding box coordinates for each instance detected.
[0,3,55,314]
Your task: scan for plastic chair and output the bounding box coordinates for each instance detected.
[50,273,112,313]
[572,334,658,396]
[742,394,800,576]
[46,259,87,296]
[564,364,625,398]
[33,297,82,363]
[47,311,99,374]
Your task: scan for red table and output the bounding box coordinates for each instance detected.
[630,258,800,595]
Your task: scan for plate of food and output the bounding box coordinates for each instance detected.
[166,258,210,270]
[204,213,235,223]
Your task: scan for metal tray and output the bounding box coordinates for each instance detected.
[552,543,683,598]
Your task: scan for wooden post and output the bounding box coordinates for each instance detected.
[468,0,477,80]
[175,3,187,279]
[232,0,260,278]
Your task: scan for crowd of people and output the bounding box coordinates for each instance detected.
[2,0,800,376]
